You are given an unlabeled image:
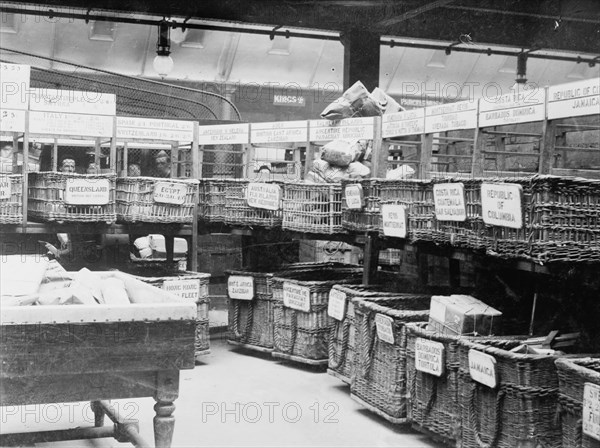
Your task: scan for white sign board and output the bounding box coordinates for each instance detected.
[198,123,249,145]
[481,183,523,229]
[344,184,364,209]
[246,183,281,210]
[0,175,11,200]
[309,117,374,141]
[375,313,395,344]
[548,78,600,120]
[250,120,308,143]
[162,279,200,301]
[382,108,425,138]
[0,63,30,110]
[327,288,347,321]
[228,276,254,301]
[583,382,600,441]
[29,88,116,116]
[0,109,26,133]
[468,349,497,388]
[433,183,467,222]
[64,178,110,205]
[381,203,408,238]
[424,100,478,133]
[153,182,188,205]
[117,116,194,142]
[415,338,445,377]
[29,111,114,137]
[282,282,311,312]
[479,88,546,127]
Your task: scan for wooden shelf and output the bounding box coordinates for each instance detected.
[0,222,193,236]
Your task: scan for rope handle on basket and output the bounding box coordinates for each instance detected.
[275,308,298,355]
[232,300,254,342]
[359,311,377,379]
[555,400,583,447]
[408,366,439,419]
[468,382,505,448]
[328,319,351,370]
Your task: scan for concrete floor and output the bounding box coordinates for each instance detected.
[2,337,444,448]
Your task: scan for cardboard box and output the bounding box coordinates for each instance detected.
[427,294,502,336]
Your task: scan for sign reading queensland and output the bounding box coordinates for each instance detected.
[481,183,523,229]
[64,178,110,205]
[327,288,347,321]
[117,116,194,142]
[30,111,114,137]
[246,183,281,210]
[153,182,188,205]
[309,117,374,141]
[468,349,497,388]
[479,87,546,127]
[433,183,467,222]
[0,109,26,133]
[424,100,478,133]
[250,120,308,144]
[282,282,311,312]
[0,63,31,110]
[382,108,425,138]
[29,88,116,116]
[548,78,600,120]
[415,338,445,376]
[228,276,254,301]
[381,203,408,238]
[198,123,249,145]
[162,279,200,301]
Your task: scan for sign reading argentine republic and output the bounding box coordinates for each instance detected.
[481,183,523,229]
[382,108,425,138]
[64,179,110,205]
[415,338,445,376]
[283,282,311,312]
[548,78,600,120]
[309,117,374,141]
[479,88,546,126]
[250,121,308,143]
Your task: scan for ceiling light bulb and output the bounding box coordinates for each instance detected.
[153,54,174,77]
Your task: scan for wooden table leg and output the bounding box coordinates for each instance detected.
[90,401,105,427]
[153,370,179,448]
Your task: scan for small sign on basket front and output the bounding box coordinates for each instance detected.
[415,338,445,377]
[162,279,200,301]
[468,349,497,388]
[64,179,110,205]
[433,183,467,222]
[228,276,254,301]
[583,382,600,441]
[481,183,523,229]
[328,289,347,321]
[0,176,11,200]
[282,282,311,312]
[154,182,187,205]
[246,183,281,211]
[344,184,364,210]
[375,313,395,344]
[381,203,408,238]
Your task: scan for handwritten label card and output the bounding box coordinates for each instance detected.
[0,175,11,200]
[309,117,374,141]
[415,338,445,377]
[250,120,308,143]
[117,116,194,142]
[153,182,188,205]
[468,349,497,388]
[198,123,249,145]
[375,313,395,344]
[228,276,254,301]
[246,183,281,210]
[64,178,110,205]
[382,108,425,138]
[481,183,523,229]
[30,111,114,137]
[381,203,408,238]
[424,100,478,133]
[328,288,347,321]
[344,184,364,209]
[162,279,200,301]
[433,183,467,222]
[283,282,311,312]
[479,88,546,127]
[548,78,600,120]
[583,382,600,441]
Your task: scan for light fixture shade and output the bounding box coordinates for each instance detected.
[153,54,174,77]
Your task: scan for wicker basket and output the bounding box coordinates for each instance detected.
[116,177,198,223]
[556,357,600,448]
[28,172,116,223]
[457,337,564,448]
[328,285,430,386]
[528,175,600,263]
[282,182,344,234]
[128,268,211,359]
[198,178,230,223]
[406,323,464,446]
[341,179,382,233]
[225,179,283,228]
[379,249,403,266]
[350,297,430,423]
[0,174,22,224]
[271,266,363,364]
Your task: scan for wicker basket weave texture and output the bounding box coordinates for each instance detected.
[0,174,22,224]
[28,172,116,223]
[282,182,344,234]
[198,178,229,222]
[555,357,600,448]
[457,337,564,448]
[224,179,283,228]
[351,297,430,421]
